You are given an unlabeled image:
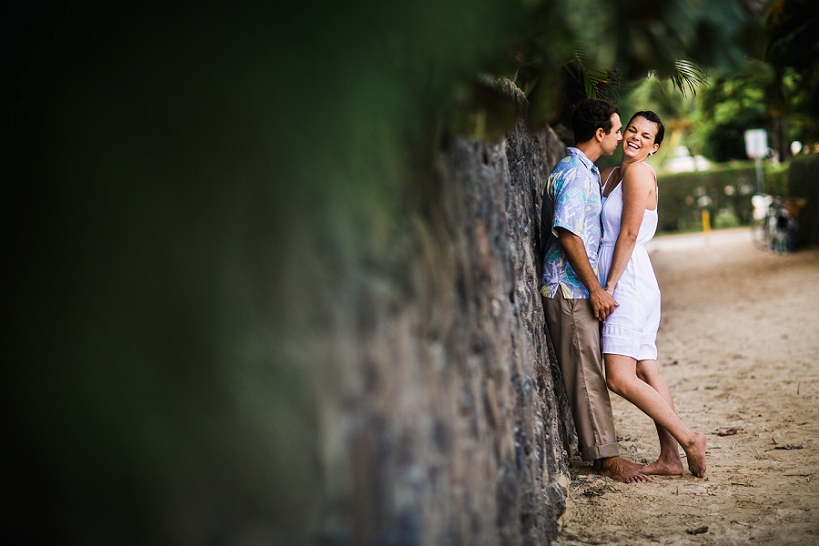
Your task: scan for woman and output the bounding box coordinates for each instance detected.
[597,111,706,478]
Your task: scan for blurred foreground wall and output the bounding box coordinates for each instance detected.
[2,5,574,545]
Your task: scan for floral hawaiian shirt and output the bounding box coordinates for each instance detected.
[540,147,603,299]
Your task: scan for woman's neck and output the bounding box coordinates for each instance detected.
[621,155,647,168]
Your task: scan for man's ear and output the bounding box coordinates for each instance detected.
[595,127,606,142]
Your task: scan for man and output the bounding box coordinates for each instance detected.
[541,98,648,483]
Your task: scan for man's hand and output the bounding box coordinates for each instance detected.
[556,228,619,320]
[589,286,618,321]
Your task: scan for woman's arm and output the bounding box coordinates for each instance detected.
[603,164,655,294]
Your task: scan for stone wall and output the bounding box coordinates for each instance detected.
[313,82,575,545]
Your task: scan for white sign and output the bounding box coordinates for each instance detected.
[744,129,768,158]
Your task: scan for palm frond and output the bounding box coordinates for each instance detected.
[571,51,624,100]
[669,60,709,97]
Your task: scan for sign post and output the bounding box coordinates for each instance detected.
[744,129,768,194]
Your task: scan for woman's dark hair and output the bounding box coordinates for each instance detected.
[628,111,665,147]
[571,99,620,144]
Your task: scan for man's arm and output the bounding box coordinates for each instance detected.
[556,227,618,321]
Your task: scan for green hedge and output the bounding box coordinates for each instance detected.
[657,162,788,232]
[788,154,819,246]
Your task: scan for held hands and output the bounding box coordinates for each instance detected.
[590,286,618,321]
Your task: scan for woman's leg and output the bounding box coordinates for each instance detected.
[635,359,683,475]
[605,353,706,477]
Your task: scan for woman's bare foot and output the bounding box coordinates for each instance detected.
[640,458,683,476]
[682,432,707,477]
[595,456,651,483]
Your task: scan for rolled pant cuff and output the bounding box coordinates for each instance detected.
[581,442,620,461]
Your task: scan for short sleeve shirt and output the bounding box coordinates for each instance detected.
[540,147,603,299]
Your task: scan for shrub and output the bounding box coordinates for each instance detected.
[657,162,788,232]
[788,154,819,246]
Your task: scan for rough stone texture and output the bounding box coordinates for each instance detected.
[314,82,575,545]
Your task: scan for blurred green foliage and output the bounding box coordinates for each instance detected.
[694,62,776,161]
[765,163,791,197]
[681,0,819,161]
[691,60,818,162]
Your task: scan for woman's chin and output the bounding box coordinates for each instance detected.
[623,149,648,161]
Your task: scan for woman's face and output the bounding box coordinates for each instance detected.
[622,116,660,161]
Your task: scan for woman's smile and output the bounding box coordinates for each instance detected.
[622,116,659,159]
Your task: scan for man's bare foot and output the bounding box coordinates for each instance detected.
[683,432,707,477]
[593,456,643,471]
[619,457,646,471]
[595,456,651,483]
[640,458,683,476]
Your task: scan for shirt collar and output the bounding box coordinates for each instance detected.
[566,147,599,176]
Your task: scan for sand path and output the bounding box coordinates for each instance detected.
[555,228,819,545]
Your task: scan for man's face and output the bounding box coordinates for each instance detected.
[600,113,623,157]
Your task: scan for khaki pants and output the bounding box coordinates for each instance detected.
[543,292,619,461]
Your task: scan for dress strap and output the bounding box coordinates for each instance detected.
[602,166,620,194]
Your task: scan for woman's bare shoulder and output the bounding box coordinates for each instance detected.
[622,162,656,188]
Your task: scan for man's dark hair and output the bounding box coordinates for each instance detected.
[627,110,665,147]
[571,99,620,144]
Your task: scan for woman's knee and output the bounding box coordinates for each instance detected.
[605,355,639,396]
[606,371,631,396]
[636,360,660,382]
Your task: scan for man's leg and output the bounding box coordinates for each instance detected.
[543,292,648,483]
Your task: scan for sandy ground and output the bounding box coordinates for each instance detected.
[555,228,819,545]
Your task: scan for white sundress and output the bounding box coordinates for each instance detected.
[597,166,661,361]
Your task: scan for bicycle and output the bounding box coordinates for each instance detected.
[751,195,806,253]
